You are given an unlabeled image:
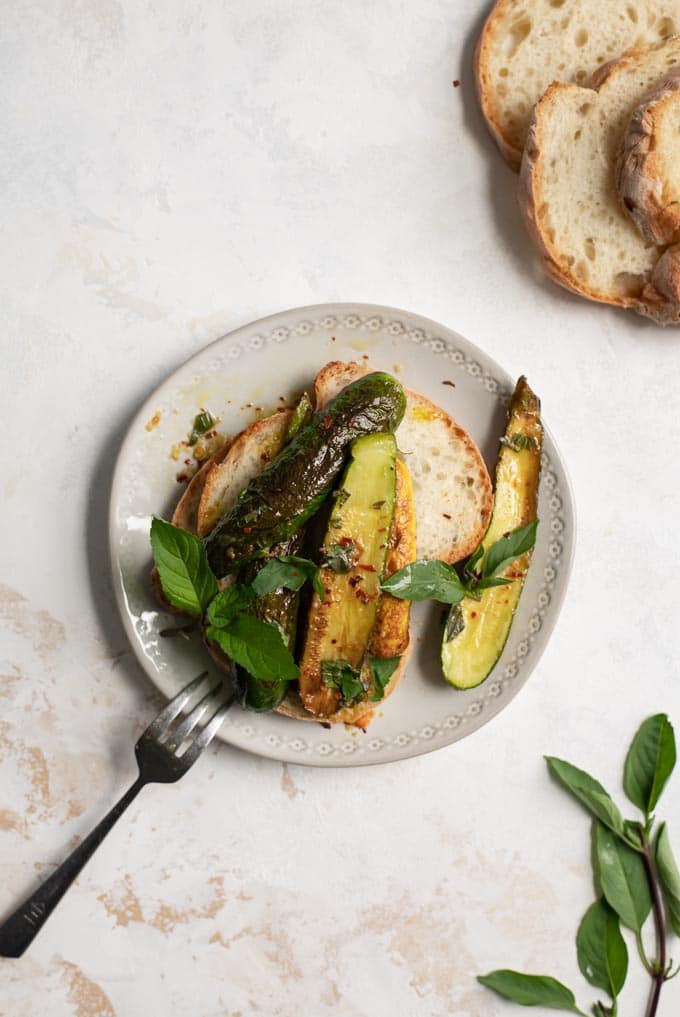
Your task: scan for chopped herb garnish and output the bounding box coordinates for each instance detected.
[372,500,386,509]
[500,433,539,453]
[320,541,357,573]
[369,656,401,701]
[320,659,368,706]
[334,488,351,508]
[188,410,217,446]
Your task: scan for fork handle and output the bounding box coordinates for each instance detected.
[0,776,145,958]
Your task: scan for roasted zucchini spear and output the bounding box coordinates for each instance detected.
[441,376,542,689]
[298,432,398,717]
[204,373,406,575]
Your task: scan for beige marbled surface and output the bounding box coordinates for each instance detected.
[2,1,680,1015]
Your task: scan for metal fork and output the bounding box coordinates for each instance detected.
[0,671,233,958]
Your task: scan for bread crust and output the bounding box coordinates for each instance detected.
[519,43,680,325]
[617,75,680,246]
[473,11,523,172]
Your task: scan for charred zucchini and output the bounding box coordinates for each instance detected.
[299,432,398,717]
[204,373,406,575]
[232,533,303,712]
[441,377,542,689]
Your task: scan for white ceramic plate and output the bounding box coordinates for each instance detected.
[109,303,575,767]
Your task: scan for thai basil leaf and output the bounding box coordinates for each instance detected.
[476,971,584,1012]
[206,615,299,681]
[545,757,624,838]
[381,559,466,603]
[150,517,218,616]
[655,822,680,937]
[576,898,627,997]
[482,520,538,579]
[623,714,676,816]
[594,821,652,932]
[320,542,357,574]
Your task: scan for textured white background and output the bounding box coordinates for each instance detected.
[2,1,680,1015]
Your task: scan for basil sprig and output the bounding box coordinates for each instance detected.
[150,517,316,684]
[479,714,680,1017]
[381,520,538,604]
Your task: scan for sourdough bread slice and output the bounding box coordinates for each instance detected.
[617,74,680,245]
[314,361,492,563]
[475,0,680,170]
[520,37,680,324]
[196,409,292,538]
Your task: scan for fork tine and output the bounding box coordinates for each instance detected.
[163,684,223,749]
[179,694,234,768]
[144,671,216,740]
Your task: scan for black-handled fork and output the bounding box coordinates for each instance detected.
[0,671,233,958]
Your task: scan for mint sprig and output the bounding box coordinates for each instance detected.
[479,714,678,1017]
[151,517,218,616]
[380,520,538,604]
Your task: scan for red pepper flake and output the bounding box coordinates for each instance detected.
[362,354,369,360]
[349,576,363,588]
[339,536,354,547]
[331,336,336,341]
[184,458,192,465]
[331,639,337,644]
[176,472,188,484]
[452,79,460,88]
[243,526,252,534]
[442,379,456,387]
[323,415,332,429]
[442,512,452,520]
[358,564,376,572]
[471,611,477,618]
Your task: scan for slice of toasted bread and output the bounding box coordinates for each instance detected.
[170,443,231,535]
[617,74,680,245]
[519,38,680,324]
[196,409,292,538]
[475,0,680,170]
[314,361,492,563]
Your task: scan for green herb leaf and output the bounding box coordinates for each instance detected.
[444,604,465,641]
[320,659,367,706]
[500,433,540,453]
[150,517,218,616]
[251,555,325,601]
[476,971,584,1012]
[188,410,216,445]
[285,392,312,441]
[545,757,624,838]
[594,821,652,932]
[576,899,628,998]
[482,520,538,579]
[205,584,255,628]
[206,615,299,681]
[623,714,676,817]
[655,822,680,936]
[320,542,356,574]
[462,542,484,579]
[369,656,401,701]
[381,559,466,603]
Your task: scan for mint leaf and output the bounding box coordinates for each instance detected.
[594,821,652,932]
[369,656,401,702]
[483,520,538,579]
[206,615,299,681]
[476,971,584,1012]
[150,517,218,616]
[206,585,255,628]
[545,757,624,838]
[320,659,367,706]
[576,899,627,998]
[381,559,466,603]
[655,822,680,936]
[623,714,676,817]
[251,555,325,601]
